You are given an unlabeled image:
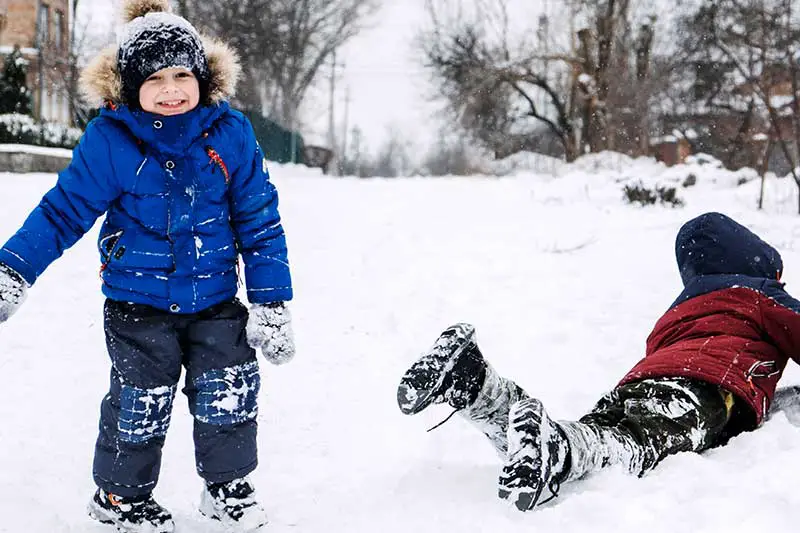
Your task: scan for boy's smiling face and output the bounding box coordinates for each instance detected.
[138,67,200,116]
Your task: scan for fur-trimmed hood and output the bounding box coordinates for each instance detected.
[80,27,240,108]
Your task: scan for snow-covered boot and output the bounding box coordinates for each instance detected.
[498,399,570,511]
[87,488,174,532]
[459,358,528,456]
[199,477,268,532]
[397,323,487,415]
[398,323,529,456]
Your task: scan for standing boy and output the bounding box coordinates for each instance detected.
[0,1,292,531]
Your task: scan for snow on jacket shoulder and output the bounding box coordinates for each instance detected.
[619,212,800,427]
[0,37,292,314]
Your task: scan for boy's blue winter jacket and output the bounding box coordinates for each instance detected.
[0,102,292,314]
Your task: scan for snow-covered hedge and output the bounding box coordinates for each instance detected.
[0,114,82,149]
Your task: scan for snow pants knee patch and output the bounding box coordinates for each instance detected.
[118,382,177,443]
[94,374,178,497]
[193,360,260,425]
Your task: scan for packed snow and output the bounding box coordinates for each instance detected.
[1,153,799,532]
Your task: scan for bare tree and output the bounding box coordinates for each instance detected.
[187,0,378,130]
[421,133,482,176]
[678,0,800,210]
[419,0,668,163]
[420,0,581,160]
[51,1,115,126]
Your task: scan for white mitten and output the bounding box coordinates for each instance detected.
[246,302,295,365]
[0,264,27,323]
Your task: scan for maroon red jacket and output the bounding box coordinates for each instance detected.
[619,212,800,427]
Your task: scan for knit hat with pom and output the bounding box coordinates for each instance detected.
[117,0,210,108]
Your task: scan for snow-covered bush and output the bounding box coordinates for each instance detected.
[0,114,82,149]
[0,47,32,115]
[623,181,684,207]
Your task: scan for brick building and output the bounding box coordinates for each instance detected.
[0,0,72,124]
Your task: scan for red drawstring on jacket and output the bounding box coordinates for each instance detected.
[206,146,230,185]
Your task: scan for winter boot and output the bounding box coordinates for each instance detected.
[498,399,570,511]
[199,477,268,532]
[397,323,487,415]
[87,488,174,533]
[460,359,529,457]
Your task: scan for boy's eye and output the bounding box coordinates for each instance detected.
[176,72,193,79]
[145,75,161,82]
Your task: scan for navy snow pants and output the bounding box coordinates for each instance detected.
[93,298,260,497]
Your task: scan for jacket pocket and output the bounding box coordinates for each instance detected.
[99,230,125,263]
[99,230,174,272]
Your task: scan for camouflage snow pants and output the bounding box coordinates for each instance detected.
[460,366,732,479]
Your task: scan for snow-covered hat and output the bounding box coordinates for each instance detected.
[116,0,210,108]
[80,0,241,109]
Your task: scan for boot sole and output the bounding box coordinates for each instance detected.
[498,398,549,511]
[397,323,476,415]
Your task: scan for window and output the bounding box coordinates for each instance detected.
[37,4,49,47]
[54,10,64,51]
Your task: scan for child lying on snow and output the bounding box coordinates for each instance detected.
[397,211,800,511]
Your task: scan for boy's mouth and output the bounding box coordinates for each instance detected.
[156,99,188,109]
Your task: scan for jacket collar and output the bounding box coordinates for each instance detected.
[101,102,230,155]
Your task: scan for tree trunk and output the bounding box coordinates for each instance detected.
[726,100,755,169]
[576,28,595,155]
[758,135,773,210]
[175,0,189,17]
[236,65,264,113]
[564,133,579,162]
[635,23,653,82]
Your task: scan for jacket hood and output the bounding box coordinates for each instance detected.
[80,35,241,108]
[675,212,782,285]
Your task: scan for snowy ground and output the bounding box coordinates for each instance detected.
[2,154,800,532]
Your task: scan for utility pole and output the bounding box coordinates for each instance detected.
[340,85,350,175]
[327,50,337,175]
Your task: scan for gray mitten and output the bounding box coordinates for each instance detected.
[0,264,28,323]
[246,301,295,365]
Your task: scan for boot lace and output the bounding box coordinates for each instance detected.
[426,408,461,432]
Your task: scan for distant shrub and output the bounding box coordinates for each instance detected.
[0,113,82,149]
[623,181,684,207]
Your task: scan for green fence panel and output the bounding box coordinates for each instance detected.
[241,110,304,165]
